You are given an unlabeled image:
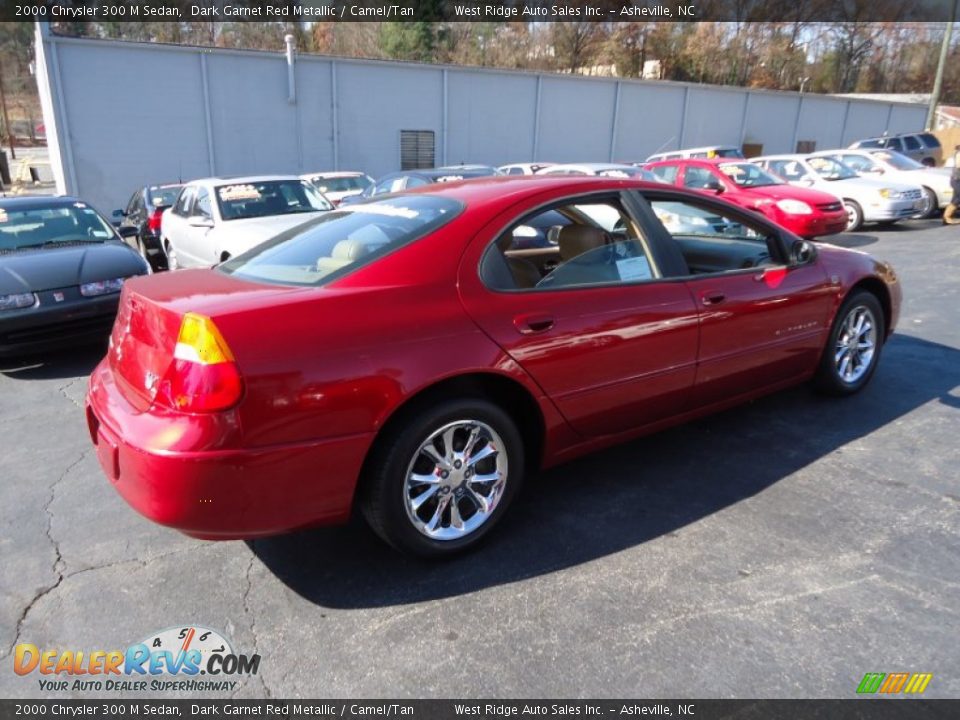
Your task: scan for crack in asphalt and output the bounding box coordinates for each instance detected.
[56,377,86,409]
[3,450,88,662]
[238,543,274,700]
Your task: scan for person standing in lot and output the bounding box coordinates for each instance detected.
[945,145,960,225]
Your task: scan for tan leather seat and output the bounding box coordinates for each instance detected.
[316,239,370,274]
[557,225,608,261]
[497,233,542,289]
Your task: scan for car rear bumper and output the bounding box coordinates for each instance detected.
[85,360,371,539]
[0,293,119,357]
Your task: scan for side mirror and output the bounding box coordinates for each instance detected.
[112,209,125,218]
[703,180,724,193]
[188,215,214,229]
[117,226,138,239]
[799,177,815,187]
[792,239,817,265]
[869,167,885,175]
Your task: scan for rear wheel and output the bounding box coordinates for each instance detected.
[360,398,523,557]
[843,200,864,231]
[814,290,884,396]
[164,240,179,271]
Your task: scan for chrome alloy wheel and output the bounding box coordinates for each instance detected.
[403,419,508,541]
[834,305,878,384]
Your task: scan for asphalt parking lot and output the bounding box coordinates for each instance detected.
[1,218,957,699]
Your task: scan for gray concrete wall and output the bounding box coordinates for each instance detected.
[34,26,929,215]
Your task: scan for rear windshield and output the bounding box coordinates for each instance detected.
[215,180,333,221]
[310,176,372,194]
[219,195,462,287]
[0,203,116,251]
[147,185,183,208]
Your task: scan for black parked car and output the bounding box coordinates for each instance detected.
[112,183,183,271]
[0,196,149,357]
[339,166,500,206]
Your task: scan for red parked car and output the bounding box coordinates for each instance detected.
[646,158,849,239]
[86,177,900,557]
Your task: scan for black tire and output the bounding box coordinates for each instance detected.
[843,199,864,232]
[918,187,939,219]
[360,398,524,557]
[877,220,899,228]
[814,290,885,396]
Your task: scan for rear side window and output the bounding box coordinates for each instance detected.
[219,196,462,287]
[903,135,922,151]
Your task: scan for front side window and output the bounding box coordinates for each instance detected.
[215,180,332,221]
[0,203,117,251]
[885,138,904,152]
[871,150,924,171]
[683,166,723,189]
[834,154,880,174]
[646,196,781,275]
[219,195,461,287]
[806,157,858,181]
[718,162,784,187]
[482,196,658,291]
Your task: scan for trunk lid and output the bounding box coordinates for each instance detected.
[108,269,303,411]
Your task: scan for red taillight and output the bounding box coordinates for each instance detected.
[155,313,243,413]
[148,209,164,233]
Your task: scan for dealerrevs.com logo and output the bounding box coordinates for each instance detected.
[14,626,260,693]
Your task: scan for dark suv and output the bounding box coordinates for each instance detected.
[850,132,942,167]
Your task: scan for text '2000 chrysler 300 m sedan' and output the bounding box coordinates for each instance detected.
[86,177,901,557]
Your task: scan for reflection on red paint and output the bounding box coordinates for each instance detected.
[764,267,787,289]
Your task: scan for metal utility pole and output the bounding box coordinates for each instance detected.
[927,0,958,131]
[0,57,15,160]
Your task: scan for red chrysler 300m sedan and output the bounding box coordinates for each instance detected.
[646,158,850,239]
[86,177,900,557]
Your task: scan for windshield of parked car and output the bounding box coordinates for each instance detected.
[215,180,333,221]
[0,203,116,252]
[871,150,925,171]
[717,163,784,187]
[807,157,858,181]
[219,195,462,286]
[310,175,372,194]
[147,185,183,208]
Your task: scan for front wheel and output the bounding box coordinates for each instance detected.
[814,291,884,396]
[917,187,938,219]
[360,398,524,557]
[843,199,864,231]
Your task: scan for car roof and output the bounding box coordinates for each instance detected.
[386,175,664,208]
[302,171,366,178]
[187,175,304,186]
[648,157,751,166]
[0,195,93,211]
[754,154,808,161]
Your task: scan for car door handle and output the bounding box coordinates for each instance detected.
[700,291,726,306]
[513,314,555,335]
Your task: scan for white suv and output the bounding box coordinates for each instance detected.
[161,176,333,269]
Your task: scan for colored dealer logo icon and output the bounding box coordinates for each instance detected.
[13,625,260,693]
[857,672,933,695]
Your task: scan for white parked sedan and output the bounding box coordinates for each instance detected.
[301,171,373,206]
[161,176,333,269]
[815,149,952,218]
[753,154,925,231]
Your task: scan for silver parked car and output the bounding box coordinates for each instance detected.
[817,149,953,219]
[752,154,925,231]
[849,132,942,167]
